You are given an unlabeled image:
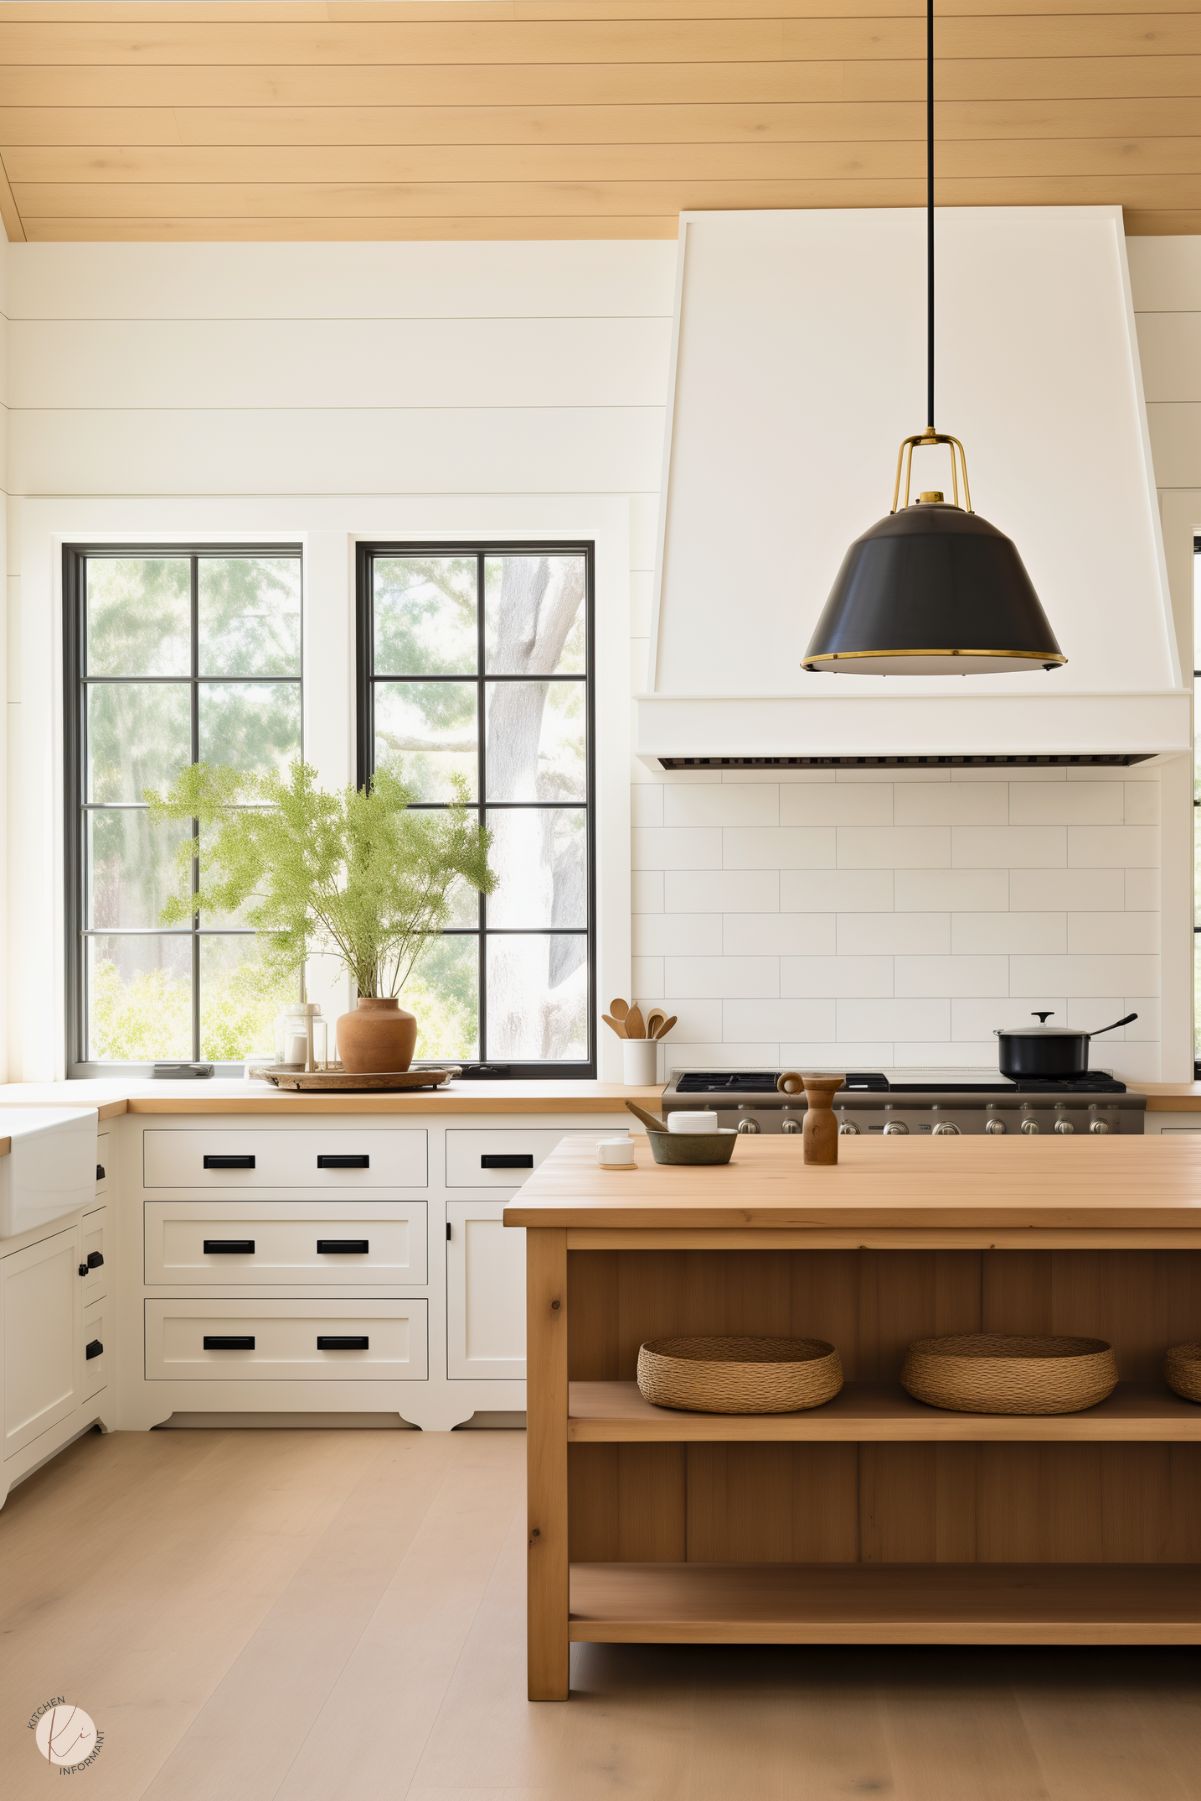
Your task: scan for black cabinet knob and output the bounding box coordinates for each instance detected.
[78,1262,88,1278]
[203,1334,256,1351]
[316,1154,370,1170]
[85,1339,103,1360]
[86,1251,104,1269]
[202,1239,256,1255]
[96,1164,106,1182]
[203,1154,256,1170]
[481,1153,534,1170]
[317,1335,369,1351]
[316,1239,369,1255]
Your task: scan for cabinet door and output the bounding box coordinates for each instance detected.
[446,1201,525,1381]
[2,1226,81,1459]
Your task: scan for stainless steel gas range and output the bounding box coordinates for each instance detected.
[660,1070,1147,1136]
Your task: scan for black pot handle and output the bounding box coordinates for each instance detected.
[1089,1012,1138,1038]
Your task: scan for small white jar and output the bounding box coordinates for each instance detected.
[667,1110,720,1135]
[596,1135,636,1168]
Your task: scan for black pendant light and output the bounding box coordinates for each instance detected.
[802,0,1065,676]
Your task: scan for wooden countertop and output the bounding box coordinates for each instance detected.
[1144,1083,1201,1112]
[0,1079,657,1118]
[503,1133,1201,1231]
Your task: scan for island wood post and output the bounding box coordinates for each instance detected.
[526,1227,569,1700]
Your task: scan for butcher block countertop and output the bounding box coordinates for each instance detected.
[503,1133,1201,1232]
[0,1078,657,1118]
[1144,1082,1201,1111]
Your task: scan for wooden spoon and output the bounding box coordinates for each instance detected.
[646,1008,667,1039]
[602,1013,628,1038]
[625,1003,646,1039]
[610,998,631,1028]
[625,1100,669,1134]
[652,1013,677,1040]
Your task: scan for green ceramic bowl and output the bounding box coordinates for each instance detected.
[645,1128,738,1167]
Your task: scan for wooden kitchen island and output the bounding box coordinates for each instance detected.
[504,1134,1201,1699]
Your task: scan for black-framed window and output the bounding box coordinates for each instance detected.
[64,545,303,1074]
[357,544,595,1077]
[1194,537,1200,1077]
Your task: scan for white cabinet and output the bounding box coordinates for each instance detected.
[145,1199,427,1286]
[1,1226,82,1460]
[1144,1113,1201,1133]
[145,1297,428,1381]
[446,1200,526,1381]
[143,1128,427,1189]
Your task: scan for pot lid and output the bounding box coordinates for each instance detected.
[995,1011,1078,1038]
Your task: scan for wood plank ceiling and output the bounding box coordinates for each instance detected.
[0,0,1199,243]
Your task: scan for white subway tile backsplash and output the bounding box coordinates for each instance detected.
[1064,998,1133,1035]
[1009,868,1125,911]
[657,998,724,1042]
[724,913,836,956]
[951,912,1066,955]
[1067,826,1158,867]
[634,913,724,957]
[781,955,893,997]
[1122,998,1159,1041]
[895,869,1009,912]
[837,826,951,869]
[724,998,837,1040]
[837,998,951,1041]
[631,956,663,996]
[725,827,836,869]
[780,783,892,825]
[1067,913,1159,954]
[895,1042,998,1068]
[1124,868,1159,911]
[632,871,664,913]
[895,956,1009,998]
[1009,955,1159,998]
[894,783,1007,825]
[633,828,722,870]
[953,825,1066,868]
[1124,782,1160,824]
[1008,782,1123,824]
[780,869,894,911]
[951,997,1067,1039]
[631,784,664,829]
[664,783,779,827]
[1106,1043,1162,1082]
[668,1042,780,1069]
[664,957,780,998]
[779,1041,894,1066]
[665,870,779,913]
[837,912,950,954]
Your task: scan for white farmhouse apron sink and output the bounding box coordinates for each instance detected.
[0,1108,97,1239]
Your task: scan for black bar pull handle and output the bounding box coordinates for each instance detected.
[203,1239,256,1255]
[96,1163,106,1182]
[316,1153,370,1170]
[317,1335,369,1351]
[203,1154,256,1170]
[203,1334,256,1351]
[86,1250,104,1270]
[316,1238,369,1255]
[85,1339,103,1361]
[481,1152,534,1170]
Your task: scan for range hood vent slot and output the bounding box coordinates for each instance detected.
[659,753,1154,771]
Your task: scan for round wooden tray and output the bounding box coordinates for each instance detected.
[1165,1342,1201,1404]
[902,1333,1118,1415]
[636,1335,843,1414]
[254,1064,461,1093]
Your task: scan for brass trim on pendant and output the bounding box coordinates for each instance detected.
[801,647,1069,667]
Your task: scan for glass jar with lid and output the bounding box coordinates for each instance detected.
[275,1001,328,1072]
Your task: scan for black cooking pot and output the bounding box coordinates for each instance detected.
[995,1010,1138,1080]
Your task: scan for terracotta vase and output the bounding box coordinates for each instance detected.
[336,996,418,1075]
[801,1074,845,1166]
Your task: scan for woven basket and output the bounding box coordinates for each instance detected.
[636,1335,843,1414]
[1165,1343,1201,1405]
[901,1333,1118,1415]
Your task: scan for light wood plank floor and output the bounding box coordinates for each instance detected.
[1,1427,1198,1800]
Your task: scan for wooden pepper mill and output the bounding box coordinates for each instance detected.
[799,1074,845,1165]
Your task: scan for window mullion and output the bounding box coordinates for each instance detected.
[189,554,201,1061]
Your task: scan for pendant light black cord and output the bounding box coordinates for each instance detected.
[926,0,935,431]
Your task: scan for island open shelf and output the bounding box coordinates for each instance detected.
[506,1135,1201,1699]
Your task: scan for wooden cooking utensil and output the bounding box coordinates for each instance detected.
[602,1013,628,1038]
[625,1003,646,1039]
[625,1100,670,1134]
[646,1008,666,1039]
[610,998,630,1027]
[653,1013,677,1040]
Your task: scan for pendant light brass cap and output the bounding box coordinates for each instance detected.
[802,501,1066,677]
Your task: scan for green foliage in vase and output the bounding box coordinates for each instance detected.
[147,760,495,1000]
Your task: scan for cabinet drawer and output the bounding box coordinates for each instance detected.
[444,1128,595,1189]
[143,1129,427,1189]
[95,1132,111,1193]
[82,1296,108,1401]
[145,1298,427,1381]
[81,1207,108,1301]
[145,1200,426,1286]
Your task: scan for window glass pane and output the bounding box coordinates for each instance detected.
[199,681,301,776]
[403,934,479,1063]
[87,682,190,803]
[484,554,586,675]
[486,934,586,1062]
[199,935,295,1062]
[487,808,586,929]
[373,556,477,676]
[86,934,192,1061]
[85,556,191,677]
[198,556,301,677]
[485,680,585,802]
[373,681,477,802]
[88,810,190,930]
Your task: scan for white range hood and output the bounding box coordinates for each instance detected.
[636,206,1186,768]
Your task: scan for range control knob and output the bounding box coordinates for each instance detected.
[882,1109,909,1136]
[984,1107,1006,1135]
[780,1113,802,1135]
[1088,1105,1112,1136]
[1053,1105,1075,1135]
[932,1120,961,1136]
[838,1115,860,1136]
[736,1110,761,1135]
[1020,1107,1040,1135]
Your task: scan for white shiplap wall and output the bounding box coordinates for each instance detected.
[1,232,1194,1080]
